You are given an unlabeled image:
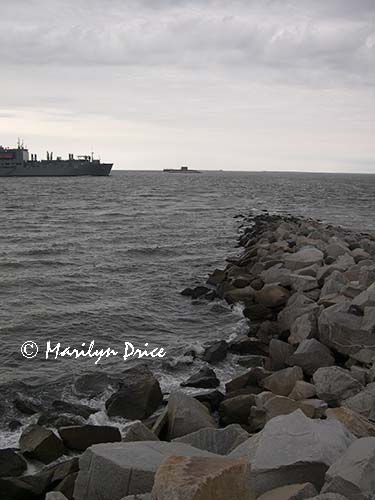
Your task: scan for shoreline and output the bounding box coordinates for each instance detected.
[2,212,375,499]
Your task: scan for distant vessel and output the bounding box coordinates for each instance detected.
[0,140,113,177]
[163,166,200,174]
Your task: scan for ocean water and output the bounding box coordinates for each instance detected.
[1,170,375,443]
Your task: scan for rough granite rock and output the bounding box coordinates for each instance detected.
[256,482,318,500]
[278,294,320,332]
[322,437,375,500]
[255,285,290,308]
[326,407,375,438]
[342,382,375,418]
[45,493,69,500]
[74,441,220,500]
[289,381,317,401]
[287,339,335,376]
[313,367,363,406]
[229,409,355,496]
[19,424,65,464]
[122,420,159,443]
[151,455,254,500]
[263,366,304,397]
[167,391,217,440]
[58,424,121,451]
[173,424,249,455]
[105,366,163,420]
[288,310,319,345]
[284,247,324,271]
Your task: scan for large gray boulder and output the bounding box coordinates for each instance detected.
[229,409,355,496]
[19,424,65,464]
[321,437,375,500]
[284,247,324,271]
[288,310,319,345]
[263,366,304,397]
[313,367,363,406]
[173,424,249,455]
[74,441,220,500]
[167,391,217,439]
[105,366,163,420]
[287,339,335,376]
[122,420,159,442]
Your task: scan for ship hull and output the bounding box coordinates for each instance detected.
[0,161,113,177]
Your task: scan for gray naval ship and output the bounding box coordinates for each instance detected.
[0,141,113,176]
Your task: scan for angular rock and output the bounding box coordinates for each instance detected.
[237,355,268,368]
[263,366,304,397]
[51,399,97,419]
[0,448,27,478]
[262,395,315,420]
[320,271,347,298]
[284,247,324,271]
[203,340,228,363]
[291,274,319,293]
[206,268,226,286]
[46,493,69,500]
[261,265,293,287]
[225,368,269,395]
[322,437,375,500]
[313,367,363,406]
[255,285,290,308]
[194,390,225,412]
[306,494,349,500]
[223,285,255,304]
[326,407,375,438]
[278,294,320,332]
[343,382,375,418]
[19,425,65,464]
[256,482,318,500]
[122,420,159,443]
[167,391,217,440]
[58,424,121,451]
[288,310,319,345]
[269,339,295,370]
[287,339,335,376]
[229,336,269,356]
[173,424,249,455]
[74,441,220,500]
[73,371,120,397]
[105,366,163,420]
[219,394,256,425]
[181,366,220,389]
[289,381,317,401]
[151,455,253,500]
[229,409,355,496]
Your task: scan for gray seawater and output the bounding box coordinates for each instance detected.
[1,170,375,442]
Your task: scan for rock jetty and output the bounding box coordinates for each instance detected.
[2,213,375,499]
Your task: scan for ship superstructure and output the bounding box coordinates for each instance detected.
[0,141,113,176]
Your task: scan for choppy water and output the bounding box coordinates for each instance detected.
[1,170,375,442]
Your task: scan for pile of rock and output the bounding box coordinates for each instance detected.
[2,213,375,499]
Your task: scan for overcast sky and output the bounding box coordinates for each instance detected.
[1,0,374,172]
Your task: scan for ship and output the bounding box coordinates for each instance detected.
[0,141,113,176]
[163,166,200,174]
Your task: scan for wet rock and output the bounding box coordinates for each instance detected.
[122,420,159,442]
[256,320,280,343]
[255,285,290,308]
[256,482,318,500]
[223,285,255,304]
[38,412,86,428]
[51,399,97,419]
[284,247,324,271]
[105,365,163,420]
[287,339,335,376]
[0,448,27,478]
[229,409,355,496]
[203,340,227,363]
[173,424,249,455]
[229,336,269,356]
[225,367,269,395]
[46,457,79,488]
[237,354,268,368]
[313,367,363,406]
[151,455,253,500]
[269,339,295,370]
[343,382,375,418]
[58,424,121,451]
[74,441,219,500]
[219,394,256,425]
[322,437,375,499]
[243,303,273,321]
[181,285,210,299]
[326,407,375,438]
[181,366,220,389]
[0,476,41,500]
[289,381,317,401]
[73,372,120,398]
[167,391,217,440]
[13,396,42,415]
[263,366,304,397]
[19,424,65,464]
[194,390,225,412]
[206,268,226,286]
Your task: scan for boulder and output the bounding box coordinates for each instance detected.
[289,381,317,401]
[181,366,220,389]
[194,390,225,412]
[263,366,304,397]
[237,355,268,368]
[261,265,292,287]
[291,275,319,293]
[219,394,256,425]
[46,493,69,500]
[313,367,363,406]
[229,336,269,356]
[0,476,41,500]
[326,407,375,438]
[223,285,255,304]
[326,241,349,260]
[74,441,220,500]
[58,424,121,451]
[229,409,355,496]
[203,341,228,363]
[51,400,97,419]
[225,368,268,395]
[53,471,77,498]
[19,425,65,464]
[287,339,335,376]
[151,455,253,500]
[256,482,318,500]
[269,339,295,370]
[207,268,226,286]
[288,310,319,345]
[46,457,79,487]
[278,294,320,333]
[343,382,375,418]
[173,424,249,455]
[105,366,163,420]
[0,448,27,478]
[262,395,316,420]
[284,247,324,271]
[306,495,349,500]
[359,265,375,288]
[321,437,375,500]
[122,421,159,442]
[320,271,347,298]
[73,371,120,397]
[167,392,217,440]
[255,285,290,308]
[13,396,42,415]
